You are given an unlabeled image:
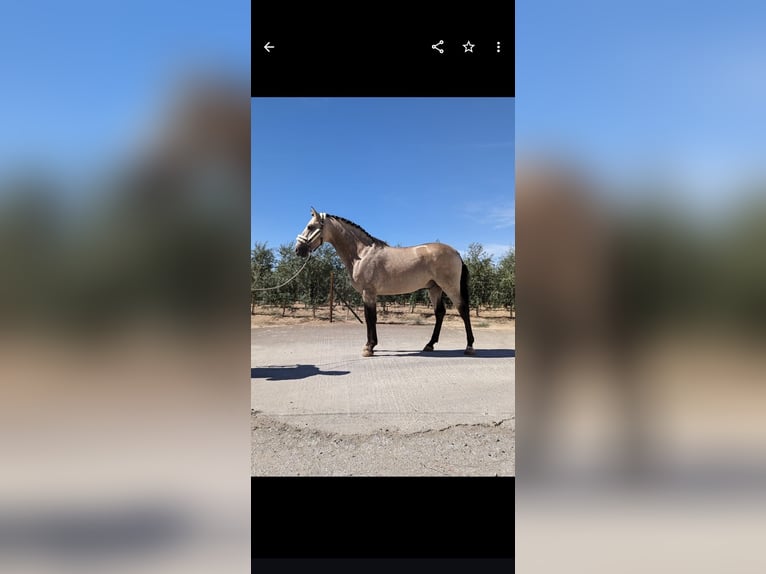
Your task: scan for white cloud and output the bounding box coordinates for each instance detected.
[486,205,515,229]
[483,243,514,261]
[465,202,515,229]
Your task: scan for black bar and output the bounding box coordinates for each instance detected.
[251,4,515,96]
[252,559,515,574]
[251,477,515,558]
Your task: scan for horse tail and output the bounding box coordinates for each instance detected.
[460,262,470,311]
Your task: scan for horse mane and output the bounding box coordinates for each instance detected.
[327,214,389,247]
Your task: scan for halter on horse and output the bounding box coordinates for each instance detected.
[296,208,475,356]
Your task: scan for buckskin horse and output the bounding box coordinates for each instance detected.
[295,208,475,357]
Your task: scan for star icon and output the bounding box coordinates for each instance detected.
[463,40,475,53]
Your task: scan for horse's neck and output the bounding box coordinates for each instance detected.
[326,221,373,272]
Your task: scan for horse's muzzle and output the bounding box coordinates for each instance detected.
[295,242,310,257]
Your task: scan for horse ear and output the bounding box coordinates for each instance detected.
[310,207,318,217]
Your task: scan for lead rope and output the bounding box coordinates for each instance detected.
[252,251,312,291]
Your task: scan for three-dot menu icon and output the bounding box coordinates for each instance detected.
[429,40,504,54]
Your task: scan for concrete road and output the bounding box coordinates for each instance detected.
[251,322,514,476]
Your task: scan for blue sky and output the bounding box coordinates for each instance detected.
[516,1,766,204]
[251,98,515,261]
[0,1,249,181]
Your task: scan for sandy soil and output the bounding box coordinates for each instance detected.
[250,303,515,329]
[251,411,514,476]
[251,319,515,476]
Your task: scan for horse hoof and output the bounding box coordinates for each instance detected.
[464,346,475,355]
[423,344,434,352]
[362,348,374,357]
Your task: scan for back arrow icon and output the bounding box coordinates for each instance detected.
[264,42,274,53]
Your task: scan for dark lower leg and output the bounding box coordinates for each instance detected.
[424,297,446,351]
[459,301,475,350]
[363,303,378,355]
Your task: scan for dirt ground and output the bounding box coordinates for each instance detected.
[252,411,513,476]
[251,308,515,476]
[251,303,514,329]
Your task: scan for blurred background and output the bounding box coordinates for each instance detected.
[0,1,250,572]
[5,0,766,571]
[517,1,766,572]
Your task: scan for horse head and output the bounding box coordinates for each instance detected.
[295,208,326,257]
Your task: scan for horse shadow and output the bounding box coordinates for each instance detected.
[376,349,515,358]
[251,365,350,381]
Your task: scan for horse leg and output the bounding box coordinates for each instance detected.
[458,297,475,355]
[446,263,475,355]
[423,285,445,351]
[362,290,378,357]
